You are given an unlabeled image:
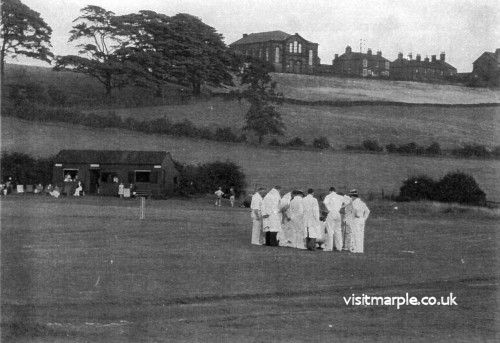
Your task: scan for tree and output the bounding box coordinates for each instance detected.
[0,0,53,81]
[115,12,232,95]
[54,6,129,95]
[239,58,285,144]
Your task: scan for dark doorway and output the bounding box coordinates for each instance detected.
[89,169,100,194]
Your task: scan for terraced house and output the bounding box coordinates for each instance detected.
[390,52,457,82]
[332,46,390,78]
[229,30,320,74]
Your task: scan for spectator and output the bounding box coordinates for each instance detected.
[229,187,236,207]
[74,181,83,196]
[34,183,43,194]
[44,184,53,195]
[50,186,61,198]
[118,182,124,198]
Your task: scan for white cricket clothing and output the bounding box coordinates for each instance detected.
[303,194,321,239]
[349,198,370,253]
[250,192,264,245]
[261,188,282,233]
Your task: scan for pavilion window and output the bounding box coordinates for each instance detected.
[101,171,119,183]
[135,170,151,183]
[63,169,78,181]
[298,43,302,53]
[289,42,293,53]
[308,50,313,65]
[275,46,280,63]
[265,48,269,61]
[293,41,298,53]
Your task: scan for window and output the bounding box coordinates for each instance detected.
[385,61,390,70]
[135,170,151,183]
[308,50,313,65]
[289,42,293,53]
[363,59,368,68]
[298,43,302,53]
[362,68,368,77]
[293,41,298,53]
[275,46,280,63]
[63,169,78,181]
[265,48,269,61]
[259,49,262,58]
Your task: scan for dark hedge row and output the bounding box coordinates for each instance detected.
[3,103,244,143]
[399,172,486,206]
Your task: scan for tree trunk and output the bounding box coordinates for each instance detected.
[192,82,201,96]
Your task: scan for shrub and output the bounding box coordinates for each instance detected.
[425,142,441,155]
[362,139,383,152]
[287,137,306,147]
[176,160,246,197]
[313,136,330,149]
[268,138,281,146]
[435,172,486,205]
[492,146,500,158]
[399,175,437,201]
[452,144,490,158]
[1,152,53,185]
[214,127,239,142]
[386,143,397,153]
[397,142,418,154]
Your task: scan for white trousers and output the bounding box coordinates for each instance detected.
[251,218,264,245]
[324,214,342,251]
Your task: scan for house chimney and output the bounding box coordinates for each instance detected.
[431,55,436,62]
[416,54,421,61]
[367,48,372,55]
[424,56,429,62]
[398,52,403,60]
[346,46,352,54]
[440,52,445,61]
[243,33,248,37]
[408,53,413,60]
[334,53,339,60]
[377,50,382,56]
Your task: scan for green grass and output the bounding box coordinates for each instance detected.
[271,72,500,104]
[1,196,498,341]
[88,98,500,149]
[3,117,500,202]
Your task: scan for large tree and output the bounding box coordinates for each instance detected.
[54,6,129,95]
[116,12,232,95]
[0,0,53,81]
[239,57,285,144]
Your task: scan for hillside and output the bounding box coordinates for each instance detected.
[271,73,500,104]
[88,98,500,149]
[3,117,499,202]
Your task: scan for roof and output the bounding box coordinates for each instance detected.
[230,31,292,45]
[335,52,390,63]
[391,58,457,71]
[55,150,171,165]
[473,51,499,66]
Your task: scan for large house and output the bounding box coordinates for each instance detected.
[472,49,500,86]
[390,52,457,82]
[332,46,390,78]
[229,30,320,74]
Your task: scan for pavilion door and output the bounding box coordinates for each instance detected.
[89,169,100,194]
[294,61,301,74]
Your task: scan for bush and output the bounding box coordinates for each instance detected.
[425,142,441,155]
[287,137,306,147]
[214,127,239,142]
[435,172,486,205]
[399,175,437,201]
[176,160,246,197]
[313,136,330,149]
[268,138,281,146]
[1,152,53,185]
[362,139,383,152]
[452,144,490,158]
[385,143,397,153]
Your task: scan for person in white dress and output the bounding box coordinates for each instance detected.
[250,187,266,245]
[261,186,282,246]
[289,190,306,249]
[214,187,224,206]
[347,189,370,253]
[323,187,349,251]
[73,181,83,196]
[303,189,321,250]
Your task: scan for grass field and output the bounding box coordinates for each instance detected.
[3,117,500,202]
[1,195,498,342]
[88,98,500,149]
[271,73,500,104]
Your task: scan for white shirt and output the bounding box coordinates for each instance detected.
[215,190,224,197]
[262,188,281,215]
[352,198,370,220]
[323,192,347,219]
[303,194,320,227]
[281,192,292,209]
[250,192,263,219]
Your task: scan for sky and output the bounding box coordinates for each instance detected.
[9,0,500,72]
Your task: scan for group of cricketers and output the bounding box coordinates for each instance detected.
[250,186,370,253]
